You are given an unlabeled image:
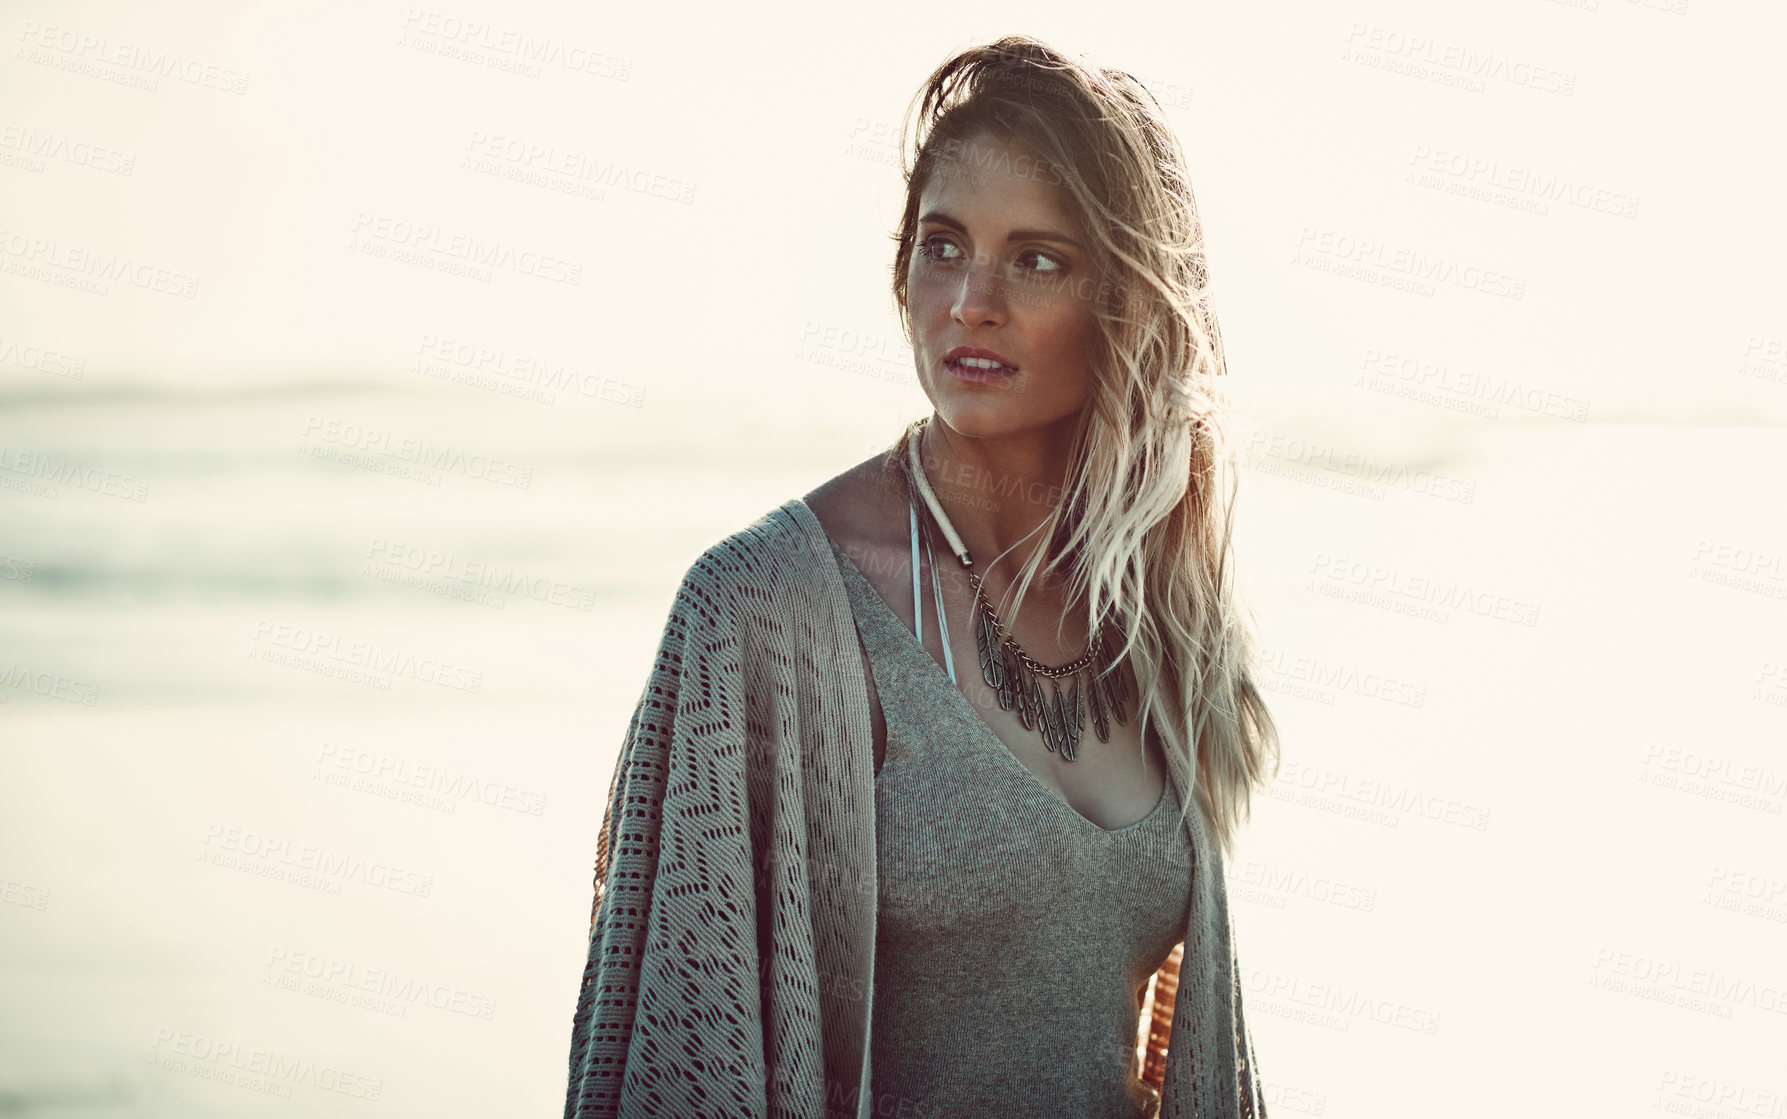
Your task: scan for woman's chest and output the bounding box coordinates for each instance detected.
[872,736,1193,953]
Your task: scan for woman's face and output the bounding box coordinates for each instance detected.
[905,132,1101,443]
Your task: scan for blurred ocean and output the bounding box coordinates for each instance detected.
[0,370,902,1117]
[4,367,1784,1116]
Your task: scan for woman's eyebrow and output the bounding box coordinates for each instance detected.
[918,210,1085,251]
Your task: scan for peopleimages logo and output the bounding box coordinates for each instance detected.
[349,213,583,286]
[1591,947,1787,1017]
[0,228,200,298]
[1357,349,1590,423]
[365,538,595,612]
[265,946,498,1020]
[249,618,484,693]
[1293,227,1526,301]
[201,823,435,897]
[0,663,101,707]
[299,415,532,489]
[413,333,646,407]
[1408,145,1639,220]
[399,9,632,80]
[0,443,150,501]
[1341,23,1577,96]
[1244,431,1478,504]
[0,124,137,176]
[1308,552,1542,627]
[149,1027,380,1100]
[1240,965,1442,1036]
[314,741,548,817]
[1269,760,1491,831]
[0,335,87,379]
[1233,859,1378,912]
[15,23,251,94]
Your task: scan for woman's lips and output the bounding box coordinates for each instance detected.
[944,357,1018,385]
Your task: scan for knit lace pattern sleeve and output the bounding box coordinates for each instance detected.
[564,549,768,1117]
[564,504,880,1119]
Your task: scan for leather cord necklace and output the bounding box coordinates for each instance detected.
[903,423,1132,760]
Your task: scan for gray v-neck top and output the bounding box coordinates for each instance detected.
[827,534,1193,1119]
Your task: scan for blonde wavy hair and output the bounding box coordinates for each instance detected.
[887,35,1279,854]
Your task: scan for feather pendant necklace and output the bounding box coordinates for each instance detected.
[904,425,1131,760]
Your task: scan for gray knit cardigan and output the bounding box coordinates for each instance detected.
[564,498,1267,1119]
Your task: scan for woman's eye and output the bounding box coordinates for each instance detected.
[916,237,1067,280]
[918,235,962,262]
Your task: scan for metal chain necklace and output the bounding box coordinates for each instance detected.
[903,425,1132,760]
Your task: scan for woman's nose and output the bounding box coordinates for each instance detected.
[951,250,1007,327]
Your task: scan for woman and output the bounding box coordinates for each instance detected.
[566,35,1279,1119]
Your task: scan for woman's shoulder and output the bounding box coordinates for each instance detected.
[671,453,900,608]
[800,450,909,561]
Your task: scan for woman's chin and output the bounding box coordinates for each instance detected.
[929,395,1078,443]
[930,396,1021,438]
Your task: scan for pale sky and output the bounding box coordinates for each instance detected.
[5,0,1785,423]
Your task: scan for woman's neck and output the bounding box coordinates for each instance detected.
[915,414,1076,584]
